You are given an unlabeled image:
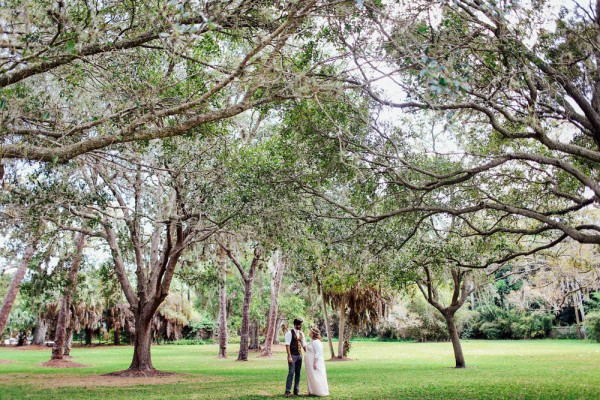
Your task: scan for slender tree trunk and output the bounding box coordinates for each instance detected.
[63,326,73,356]
[444,312,466,368]
[238,279,253,361]
[577,289,587,339]
[249,320,259,350]
[52,233,86,360]
[113,328,121,345]
[337,296,346,359]
[321,289,335,359]
[0,241,37,335]
[273,317,283,345]
[218,266,228,358]
[221,244,262,362]
[84,328,93,345]
[261,251,285,357]
[573,292,583,339]
[32,318,49,346]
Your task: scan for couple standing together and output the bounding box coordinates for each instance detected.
[284,318,329,397]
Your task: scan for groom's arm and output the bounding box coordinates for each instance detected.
[284,331,292,363]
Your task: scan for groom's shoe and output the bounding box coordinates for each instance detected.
[284,393,291,398]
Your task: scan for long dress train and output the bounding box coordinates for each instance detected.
[305,339,329,396]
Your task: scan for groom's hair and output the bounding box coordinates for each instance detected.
[293,318,303,325]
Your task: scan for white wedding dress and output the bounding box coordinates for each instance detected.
[305,339,329,396]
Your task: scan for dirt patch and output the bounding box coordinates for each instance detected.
[0,372,222,389]
[104,369,176,378]
[6,345,49,351]
[327,357,352,362]
[40,359,88,368]
[0,359,15,364]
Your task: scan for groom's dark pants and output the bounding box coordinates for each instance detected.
[285,354,302,394]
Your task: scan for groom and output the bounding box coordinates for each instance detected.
[284,318,307,397]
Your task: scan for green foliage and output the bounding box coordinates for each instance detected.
[586,293,600,342]
[587,313,600,343]
[1,341,600,399]
[466,305,554,340]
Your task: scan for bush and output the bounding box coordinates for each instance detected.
[466,305,554,339]
[586,312,600,342]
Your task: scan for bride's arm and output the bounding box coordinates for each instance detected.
[314,340,323,369]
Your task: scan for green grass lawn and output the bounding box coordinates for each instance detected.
[0,340,598,399]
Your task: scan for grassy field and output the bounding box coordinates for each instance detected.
[0,340,598,399]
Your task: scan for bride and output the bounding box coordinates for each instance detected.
[305,327,329,397]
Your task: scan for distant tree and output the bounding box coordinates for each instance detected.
[219,241,263,361]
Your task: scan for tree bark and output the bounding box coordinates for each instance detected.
[52,297,72,359]
[238,279,253,361]
[64,326,73,356]
[273,317,283,345]
[321,288,335,359]
[32,318,49,346]
[444,312,466,368]
[84,328,93,345]
[417,267,472,369]
[128,312,155,372]
[113,328,121,345]
[220,244,262,362]
[573,292,583,339]
[249,320,259,350]
[52,233,86,360]
[0,241,37,335]
[261,250,285,357]
[337,295,346,359]
[218,252,228,358]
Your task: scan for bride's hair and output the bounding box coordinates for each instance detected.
[310,327,322,339]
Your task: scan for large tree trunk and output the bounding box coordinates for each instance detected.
[0,241,37,335]
[32,318,49,346]
[218,260,228,358]
[337,296,346,359]
[51,233,86,360]
[321,288,335,359]
[128,312,155,372]
[52,295,72,359]
[261,250,285,357]
[238,279,253,361]
[444,312,466,368]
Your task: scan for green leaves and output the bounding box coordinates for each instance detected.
[66,39,77,55]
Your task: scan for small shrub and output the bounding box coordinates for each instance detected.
[586,312,600,342]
